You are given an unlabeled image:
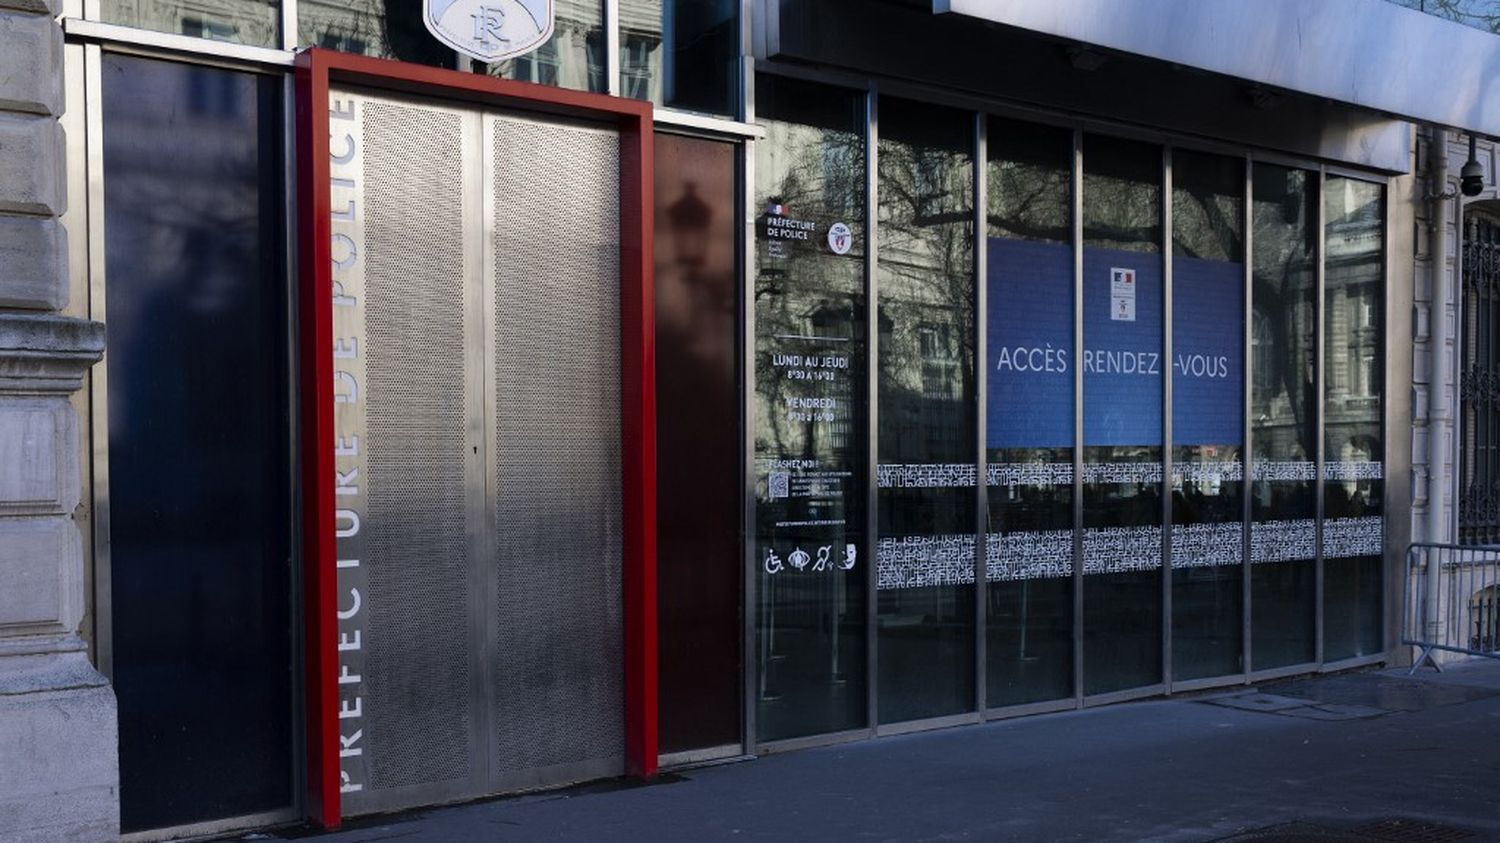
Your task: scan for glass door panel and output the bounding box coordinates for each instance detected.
[1081,135,1164,696]
[984,117,1075,707]
[1250,164,1319,670]
[1323,176,1385,660]
[753,76,869,742]
[1170,150,1246,681]
[875,97,977,724]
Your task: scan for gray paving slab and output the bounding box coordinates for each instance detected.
[252,660,1500,843]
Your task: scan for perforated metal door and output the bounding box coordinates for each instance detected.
[330,88,624,816]
[488,115,624,788]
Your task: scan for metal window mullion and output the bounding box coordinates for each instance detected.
[738,0,753,122]
[741,118,758,756]
[1381,179,1393,654]
[973,112,988,713]
[865,85,880,733]
[1072,128,1085,704]
[740,28,757,754]
[605,0,621,97]
[83,42,113,681]
[1162,144,1174,689]
[281,0,298,50]
[280,69,307,815]
[1242,152,1254,678]
[1315,166,1327,666]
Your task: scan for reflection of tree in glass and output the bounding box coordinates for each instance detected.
[754,118,865,463]
[1390,0,1500,33]
[876,106,975,465]
[1251,166,1318,464]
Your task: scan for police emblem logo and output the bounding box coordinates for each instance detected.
[424,0,554,63]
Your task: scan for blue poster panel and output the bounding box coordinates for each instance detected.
[1172,256,1244,446]
[987,238,1073,449]
[1081,246,1162,447]
[988,241,1242,450]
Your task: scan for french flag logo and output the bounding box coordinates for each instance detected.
[766,201,787,216]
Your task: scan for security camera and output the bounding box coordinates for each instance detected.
[1462,157,1485,197]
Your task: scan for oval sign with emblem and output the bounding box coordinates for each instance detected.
[424,0,554,64]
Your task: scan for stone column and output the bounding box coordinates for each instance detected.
[0,0,118,840]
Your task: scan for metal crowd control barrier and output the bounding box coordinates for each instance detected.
[1403,542,1500,672]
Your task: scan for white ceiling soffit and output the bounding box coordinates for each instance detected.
[937,0,1500,136]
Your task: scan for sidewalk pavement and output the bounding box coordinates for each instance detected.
[256,660,1500,842]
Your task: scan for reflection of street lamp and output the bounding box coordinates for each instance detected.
[667,181,711,270]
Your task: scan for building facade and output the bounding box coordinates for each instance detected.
[3,0,1500,840]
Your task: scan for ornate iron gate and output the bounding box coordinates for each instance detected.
[1460,215,1500,544]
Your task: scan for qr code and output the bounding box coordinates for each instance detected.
[768,471,790,500]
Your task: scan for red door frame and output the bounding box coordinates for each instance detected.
[294,48,657,829]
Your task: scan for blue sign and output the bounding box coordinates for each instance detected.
[986,238,1243,450]
[987,238,1073,449]
[1081,246,1162,447]
[1172,256,1244,446]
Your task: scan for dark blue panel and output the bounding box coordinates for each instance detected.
[102,54,292,833]
[987,237,1073,449]
[1172,256,1245,446]
[1082,246,1163,446]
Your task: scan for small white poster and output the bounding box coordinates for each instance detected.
[1110,267,1136,322]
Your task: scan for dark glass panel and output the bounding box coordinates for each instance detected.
[656,133,741,753]
[985,116,1074,707]
[300,0,456,65]
[1323,177,1385,660]
[102,54,292,832]
[1082,134,1163,696]
[620,0,738,114]
[876,97,976,724]
[1170,150,1245,681]
[753,75,868,741]
[1250,163,1319,669]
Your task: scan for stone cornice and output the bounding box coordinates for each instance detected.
[0,312,104,394]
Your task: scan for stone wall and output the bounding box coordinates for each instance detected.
[0,0,117,839]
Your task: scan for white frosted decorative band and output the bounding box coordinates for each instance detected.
[1251,518,1316,563]
[1323,461,1384,481]
[876,534,975,589]
[1082,526,1164,574]
[1171,521,1245,568]
[985,529,1074,581]
[990,462,1074,487]
[1172,461,1244,484]
[1252,461,1317,481]
[1323,516,1384,558]
[877,463,978,489]
[1082,462,1164,485]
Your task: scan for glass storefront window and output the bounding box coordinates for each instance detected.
[103,0,279,48]
[299,0,457,65]
[1170,149,1245,681]
[753,76,868,742]
[1323,176,1385,660]
[486,0,606,93]
[984,117,1074,707]
[875,97,976,724]
[1081,135,1164,696]
[1250,163,1319,670]
[619,0,738,115]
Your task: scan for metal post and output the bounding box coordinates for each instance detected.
[1162,144,1174,688]
[1072,128,1086,703]
[974,113,989,712]
[1428,128,1452,644]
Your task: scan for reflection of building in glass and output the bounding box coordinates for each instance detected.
[104,0,277,46]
